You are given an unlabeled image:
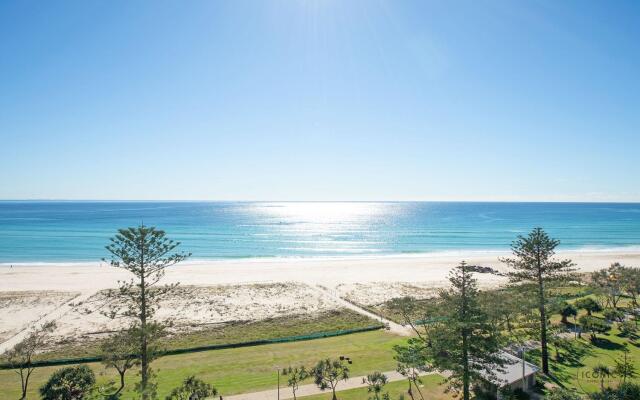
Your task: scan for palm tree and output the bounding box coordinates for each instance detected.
[365,372,389,400]
[592,364,612,391]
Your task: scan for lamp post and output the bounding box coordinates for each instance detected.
[276,366,280,400]
[521,346,526,390]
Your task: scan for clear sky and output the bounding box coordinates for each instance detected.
[1,1,639,201]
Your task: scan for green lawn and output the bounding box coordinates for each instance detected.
[0,330,407,399]
[298,375,451,400]
[530,293,640,396]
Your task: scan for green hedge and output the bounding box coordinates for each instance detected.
[0,324,384,370]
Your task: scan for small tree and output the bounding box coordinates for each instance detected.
[311,359,349,400]
[365,372,389,400]
[282,366,309,400]
[6,321,56,400]
[165,376,217,400]
[579,316,611,341]
[592,364,612,391]
[620,267,640,308]
[39,365,95,400]
[603,308,625,323]
[500,227,576,375]
[99,328,140,396]
[575,297,602,316]
[550,335,571,361]
[559,302,577,324]
[619,320,638,339]
[103,225,190,399]
[592,264,625,309]
[394,342,430,400]
[614,346,636,384]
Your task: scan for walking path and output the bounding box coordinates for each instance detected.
[0,292,91,354]
[225,370,438,400]
[313,285,412,336]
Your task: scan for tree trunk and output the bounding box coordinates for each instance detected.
[140,232,149,400]
[407,380,415,400]
[536,256,549,375]
[461,267,470,400]
[21,369,30,400]
[117,370,126,394]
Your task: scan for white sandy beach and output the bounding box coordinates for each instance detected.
[2,250,639,293]
[2,250,640,352]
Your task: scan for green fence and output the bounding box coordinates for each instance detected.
[0,324,384,370]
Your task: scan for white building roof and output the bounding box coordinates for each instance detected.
[482,351,539,386]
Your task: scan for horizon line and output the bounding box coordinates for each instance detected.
[1,199,640,204]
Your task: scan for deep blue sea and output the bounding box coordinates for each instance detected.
[1,201,639,263]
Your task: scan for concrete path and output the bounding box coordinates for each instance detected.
[225,370,436,400]
[0,292,90,354]
[313,285,412,336]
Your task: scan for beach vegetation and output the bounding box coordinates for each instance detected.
[591,264,626,310]
[546,387,582,400]
[98,328,139,397]
[311,358,350,400]
[39,365,95,400]
[164,375,217,400]
[575,297,602,316]
[282,366,309,400]
[500,227,576,374]
[558,302,578,324]
[6,321,56,400]
[364,371,390,400]
[393,341,430,400]
[579,316,612,341]
[102,225,190,400]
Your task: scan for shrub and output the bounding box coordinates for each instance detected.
[547,388,582,400]
[559,302,578,324]
[39,365,95,400]
[589,382,640,400]
[619,320,637,338]
[603,308,625,322]
[165,376,217,400]
[575,297,602,315]
[579,315,611,341]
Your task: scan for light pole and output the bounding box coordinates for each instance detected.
[521,346,526,390]
[276,367,280,400]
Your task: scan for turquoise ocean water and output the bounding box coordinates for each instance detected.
[0,201,639,263]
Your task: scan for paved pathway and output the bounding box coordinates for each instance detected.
[225,370,436,400]
[313,285,412,336]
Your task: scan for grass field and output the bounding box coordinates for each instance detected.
[0,330,407,398]
[298,374,452,400]
[533,295,640,396]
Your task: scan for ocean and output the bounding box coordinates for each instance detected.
[0,201,639,263]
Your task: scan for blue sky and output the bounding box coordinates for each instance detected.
[1,0,638,201]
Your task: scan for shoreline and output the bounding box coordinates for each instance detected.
[2,249,640,293]
[3,245,640,267]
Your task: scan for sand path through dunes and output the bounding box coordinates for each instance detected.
[312,285,412,336]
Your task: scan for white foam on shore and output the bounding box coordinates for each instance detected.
[2,245,640,268]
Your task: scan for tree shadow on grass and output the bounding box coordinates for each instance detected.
[592,337,625,351]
